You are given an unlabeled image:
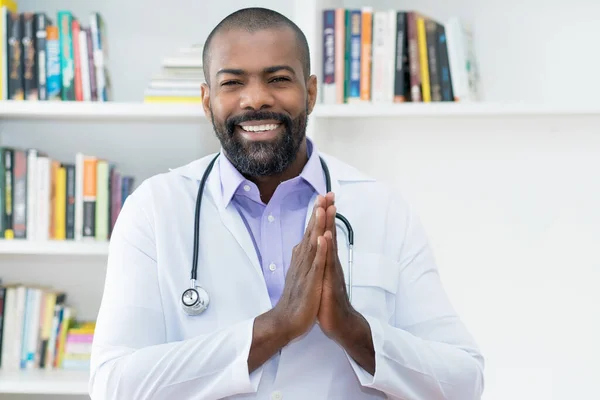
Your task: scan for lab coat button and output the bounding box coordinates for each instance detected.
[268,214,275,222]
[243,184,251,192]
[271,391,283,400]
[269,263,277,271]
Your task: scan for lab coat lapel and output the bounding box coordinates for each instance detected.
[206,159,263,279]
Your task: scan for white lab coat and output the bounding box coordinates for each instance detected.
[89,152,484,400]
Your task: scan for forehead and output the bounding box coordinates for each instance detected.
[208,27,304,77]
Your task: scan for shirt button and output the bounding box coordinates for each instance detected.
[269,263,277,271]
[268,214,275,222]
[243,184,251,192]
[271,391,283,400]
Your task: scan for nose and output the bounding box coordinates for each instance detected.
[239,79,275,111]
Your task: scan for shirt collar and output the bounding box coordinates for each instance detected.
[218,137,327,208]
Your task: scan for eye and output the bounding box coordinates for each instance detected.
[221,80,241,86]
[270,76,291,83]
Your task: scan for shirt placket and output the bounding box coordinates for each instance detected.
[261,202,284,306]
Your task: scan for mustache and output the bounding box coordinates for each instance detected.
[226,110,292,133]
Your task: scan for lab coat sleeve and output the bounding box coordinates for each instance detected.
[345,194,485,400]
[89,181,263,400]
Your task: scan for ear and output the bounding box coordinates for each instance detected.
[306,74,318,115]
[201,82,212,120]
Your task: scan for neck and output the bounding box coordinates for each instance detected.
[248,138,308,204]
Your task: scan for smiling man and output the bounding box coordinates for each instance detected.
[89,7,484,400]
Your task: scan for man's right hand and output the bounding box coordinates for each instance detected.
[272,194,328,341]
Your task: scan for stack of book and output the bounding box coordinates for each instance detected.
[143,44,204,103]
[0,283,95,371]
[320,8,480,104]
[0,147,135,242]
[0,0,110,102]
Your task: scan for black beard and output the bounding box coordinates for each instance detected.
[211,108,307,177]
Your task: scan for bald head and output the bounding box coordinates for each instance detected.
[202,7,311,85]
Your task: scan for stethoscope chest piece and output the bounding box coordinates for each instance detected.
[181,281,210,316]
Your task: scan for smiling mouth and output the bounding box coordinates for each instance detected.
[238,123,281,133]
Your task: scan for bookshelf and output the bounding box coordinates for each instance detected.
[0,369,89,394]
[3,100,600,121]
[0,240,108,256]
[1,0,599,399]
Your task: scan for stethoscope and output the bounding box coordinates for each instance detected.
[182,153,354,316]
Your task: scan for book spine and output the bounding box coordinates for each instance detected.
[3,149,14,239]
[437,23,454,102]
[110,168,121,236]
[21,12,38,100]
[0,286,5,367]
[334,8,345,104]
[90,13,106,101]
[71,19,83,101]
[417,16,431,102]
[36,157,50,241]
[12,149,27,238]
[35,13,49,100]
[426,20,442,102]
[78,29,91,101]
[0,149,4,238]
[407,12,421,102]
[65,164,75,239]
[74,153,84,240]
[45,26,61,100]
[95,160,108,240]
[370,11,386,103]
[54,166,66,240]
[359,7,372,102]
[393,12,409,102]
[84,27,97,101]
[7,10,23,100]
[82,156,97,239]
[347,9,361,103]
[321,9,335,104]
[58,11,75,101]
[26,149,37,240]
[384,11,397,103]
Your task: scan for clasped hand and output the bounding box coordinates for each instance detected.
[274,193,355,342]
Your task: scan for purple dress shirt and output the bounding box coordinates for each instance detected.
[219,139,327,306]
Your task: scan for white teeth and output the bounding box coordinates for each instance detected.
[240,124,279,132]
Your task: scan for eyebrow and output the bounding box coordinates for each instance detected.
[216,65,296,77]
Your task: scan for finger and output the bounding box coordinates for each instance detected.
[326,205,337,248]
[304,195,324,240]
[324,230,335,277]
[310,207,326,252]
[310,235,327,277]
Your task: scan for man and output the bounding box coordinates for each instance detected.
[89,7,484,400]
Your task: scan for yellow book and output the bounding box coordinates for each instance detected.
[54,166,66,240]
[417,16,431,103]
[1,0,18,100]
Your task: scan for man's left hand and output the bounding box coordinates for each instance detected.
[317,192,376,376]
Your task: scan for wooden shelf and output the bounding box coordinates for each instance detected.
[2,100,600,121]
[0,240,108,256]
[0,369,89,394]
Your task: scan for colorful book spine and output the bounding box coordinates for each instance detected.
[359,7,372,101]
[58,11,75,101]
[346,9,361,103]
[46,25,61,100]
